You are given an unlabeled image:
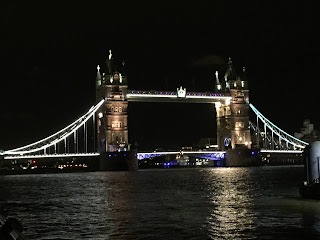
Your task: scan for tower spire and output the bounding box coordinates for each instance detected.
[107,49,113,75]
[241,66,248,81]
[96,65,101,87]
[224,57,237,81]
[215,71,222,91]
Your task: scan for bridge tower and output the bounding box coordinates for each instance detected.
[95,50,129,152]
[216,58,251,150]
[229,66,251,149]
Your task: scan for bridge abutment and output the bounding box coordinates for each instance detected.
[225,148,261,166]
[99,151,138,171]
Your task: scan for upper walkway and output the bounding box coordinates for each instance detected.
[127,90,231,103]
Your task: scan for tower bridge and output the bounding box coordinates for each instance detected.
[0,51,309,169]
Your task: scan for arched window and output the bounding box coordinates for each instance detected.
[115,107,118,112]
[119,107,122,112]
[111,107,114,112]
[112,121,122,128]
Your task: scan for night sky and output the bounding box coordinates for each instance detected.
[0,2,318,151]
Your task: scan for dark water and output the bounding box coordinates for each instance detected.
[1,166,320,239]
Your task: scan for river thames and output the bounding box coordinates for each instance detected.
[1,165,320,239]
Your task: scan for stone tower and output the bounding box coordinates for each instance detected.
[96,50,129,152]
[215,58,251,150]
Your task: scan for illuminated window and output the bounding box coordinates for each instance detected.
[112,133,115,141]
[236,132,246,142]
[236,109,242,114]
[115,107,118,112]
[112,121,122,128]
[236,91,244,97]
[119,107,122,112]
[111,107,114,112]
[236,122,245,128]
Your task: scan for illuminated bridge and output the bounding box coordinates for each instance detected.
[0,52,309,168]
[127,89,231,103]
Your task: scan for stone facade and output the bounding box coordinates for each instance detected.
[216,60,251,150]
[96,59,130,152]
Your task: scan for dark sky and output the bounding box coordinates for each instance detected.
[0,2,318,150]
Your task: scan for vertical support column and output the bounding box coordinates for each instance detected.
[271,130,274,150]
[74,131,77,153]
[229,77,251,149]
[96,57,130,153]
[215,101,231,150]
[264,122,267,149]
[256,115,260,148]
[93,113,96,152]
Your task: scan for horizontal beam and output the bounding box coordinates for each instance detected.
[4,153,100,160]
[137,151,226,155]
[260,150,303,154]
[127,91,231,103]
[137,151,226,160]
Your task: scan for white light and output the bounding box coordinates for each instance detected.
[119,73,122,83]
[245,141,248,145]
[215,102,221,108]
[97,65,100,71]
[5,99,105,155]
[225,99,230,105]
[127,93,231,100]
[109,49,112,60]
[4,153,100,159]
[98,112,103,118]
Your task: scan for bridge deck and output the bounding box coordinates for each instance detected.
[127,90,231,103]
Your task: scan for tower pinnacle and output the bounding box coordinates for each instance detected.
[96,65,102,87]
[224,57,237,81]
[109,49,112,60]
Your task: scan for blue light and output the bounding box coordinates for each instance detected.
[251,151,255,155]
[115,154,117,157]
[109,155,111,157]
[238,152,241,154]
[124,154,126,156]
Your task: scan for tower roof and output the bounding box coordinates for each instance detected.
[224,57,237,81]
[105,49,126,75]
[215,71,220,85]
[241,66,248,81]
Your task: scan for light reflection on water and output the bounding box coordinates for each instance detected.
[1,166,320,239]
[206,168,256,239]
